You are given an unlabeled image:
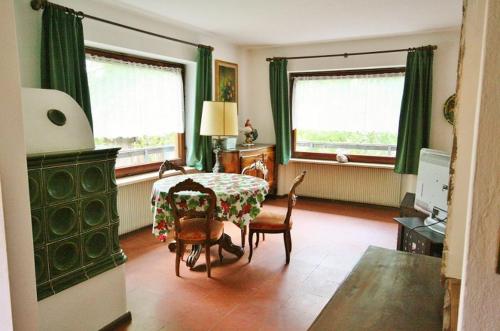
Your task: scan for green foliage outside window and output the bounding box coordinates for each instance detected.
[297,130,397,145]
[296,130,397,156]
[95,134,177,150]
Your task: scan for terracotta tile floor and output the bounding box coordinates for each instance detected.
[116,197,398,331]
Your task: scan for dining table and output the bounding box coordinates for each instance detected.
[151,172,269,267]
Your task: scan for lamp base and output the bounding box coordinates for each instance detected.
[212,138,225,173]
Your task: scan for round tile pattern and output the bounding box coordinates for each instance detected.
[29,176,40,205]
[85,231,108,259]
[32,214,42,243]
[47,170,74,200]
[112,226,119,251]
[83,199,106,227]
[81,166,105,193]
[49,206,77,236]
[53,242,79,272]
[34,252,47,282]
[109,163,117,187]
[111,192,118,219]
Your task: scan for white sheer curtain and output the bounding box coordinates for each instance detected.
[292,72,405,133]
[86,54,184,139]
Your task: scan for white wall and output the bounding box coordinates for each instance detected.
[444,0,488,280]
[0,1,39,330]
[458,0,500,328]
[38,266,127,331]
[240,30,460,197]
[0,181,13,331]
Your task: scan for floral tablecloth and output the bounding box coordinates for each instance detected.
[151,173,269,241]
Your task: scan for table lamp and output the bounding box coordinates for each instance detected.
[200,101,238,173]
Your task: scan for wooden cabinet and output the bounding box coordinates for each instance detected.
[394,192,444,258]
[394,217,444,257]
[220,144,277,194]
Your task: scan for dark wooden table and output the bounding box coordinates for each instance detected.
[309,246,444,331]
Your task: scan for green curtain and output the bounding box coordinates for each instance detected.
[187,46,213,171]
[395,47,434,174]
[41,4,93,129]
[269,59,291,165]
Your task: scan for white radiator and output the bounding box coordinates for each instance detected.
[279,160,402,207]
[116,169,199,235]
[116,177,156,235]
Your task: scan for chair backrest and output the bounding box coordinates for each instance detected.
[241,156,268,180]
[284,171,307,225]
[159,160,186,179]
[167,178,217,240]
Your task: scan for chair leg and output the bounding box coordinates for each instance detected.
[256,231,260,247]
[248,231,254,262]
[218,241,223,262]
[262,233,265,241]
[241,226,247,248]
[288,232,292,253]
[205,243,211,278]
[175,241,182,277]
[284,232,290,265]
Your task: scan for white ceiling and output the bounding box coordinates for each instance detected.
[100,0,462,47]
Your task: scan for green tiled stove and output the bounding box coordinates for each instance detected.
[28,148,126,300]
[23,88,127,301]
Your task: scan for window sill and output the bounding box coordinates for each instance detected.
[289,158,395,170]
[116,166,199,188]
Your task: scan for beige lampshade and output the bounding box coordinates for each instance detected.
[200,101,238,136]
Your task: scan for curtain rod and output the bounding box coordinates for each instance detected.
[266,45,437,62]
[30,0,213,50]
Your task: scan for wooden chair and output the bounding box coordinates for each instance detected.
[241,158,268,181]
[167,178,224,277]
[240,157,268,248]
[159,160,186,179]
[159,160,187,248]
[248,171,306,264]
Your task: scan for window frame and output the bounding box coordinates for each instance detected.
[289,67,405,165]
[85,47,186,177]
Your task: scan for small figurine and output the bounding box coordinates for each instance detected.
[241,119,258,146]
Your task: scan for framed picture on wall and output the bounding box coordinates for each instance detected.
[215,60,238,103]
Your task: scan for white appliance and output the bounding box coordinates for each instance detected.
[414,148,451,234]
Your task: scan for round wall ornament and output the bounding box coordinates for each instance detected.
[443,94,456,125]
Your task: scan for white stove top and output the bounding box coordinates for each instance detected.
[21,88,94,155]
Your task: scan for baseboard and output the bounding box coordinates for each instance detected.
[99,311,132,331]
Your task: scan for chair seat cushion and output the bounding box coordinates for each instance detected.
[177,218,224,241]
[249,211,292,230]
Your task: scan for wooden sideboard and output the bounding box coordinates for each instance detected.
[220,144,276,194]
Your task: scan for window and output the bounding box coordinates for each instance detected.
[85,49,185,176]
[291,68,405,164]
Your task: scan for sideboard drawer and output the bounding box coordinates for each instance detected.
[220,144,276,194]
